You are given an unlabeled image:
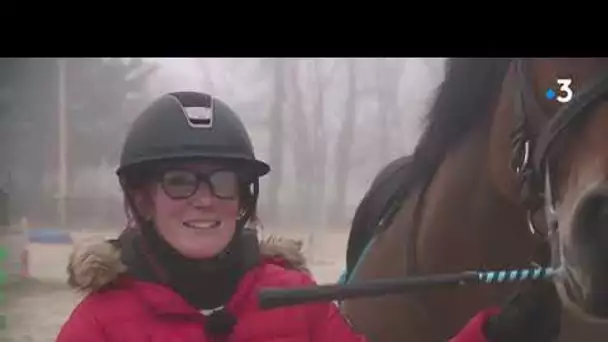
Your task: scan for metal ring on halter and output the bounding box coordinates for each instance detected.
[516,140,531,175]
[526,210,544,237]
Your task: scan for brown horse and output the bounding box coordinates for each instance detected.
[345,155,413,279]
[340,58,608,342]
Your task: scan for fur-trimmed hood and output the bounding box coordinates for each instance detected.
[67,234,310,293]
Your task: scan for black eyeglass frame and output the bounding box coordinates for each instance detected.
[157,168,241,200]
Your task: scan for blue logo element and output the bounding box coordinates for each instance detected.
[546,89,556,100]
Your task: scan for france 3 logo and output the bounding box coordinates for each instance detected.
[545,78,573,103]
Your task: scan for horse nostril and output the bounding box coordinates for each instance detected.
[574,192,608,247]
[569,189,608,318]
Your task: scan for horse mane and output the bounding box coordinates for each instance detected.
[408,58,513,186]
[346,59,515,264]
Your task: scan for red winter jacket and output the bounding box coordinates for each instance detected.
[57,237,494,342]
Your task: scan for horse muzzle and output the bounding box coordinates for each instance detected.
[563,185,608,319]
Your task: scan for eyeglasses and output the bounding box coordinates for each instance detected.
[160,169,239,200]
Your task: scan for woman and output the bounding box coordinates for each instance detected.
[57,91,560,342]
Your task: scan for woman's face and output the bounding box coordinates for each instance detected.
[136,161,241,259]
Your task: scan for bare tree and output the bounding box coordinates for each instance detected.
[375,58,407,164]
[309,60,328,224]
[308,59,340,224]
[329,59,358,224]
[284,59,315,223]
[66,58,158,168]
[265,58,286,223]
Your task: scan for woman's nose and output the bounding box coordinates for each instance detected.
[190,183,214,206]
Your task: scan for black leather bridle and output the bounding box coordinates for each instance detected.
[510,58,608,244]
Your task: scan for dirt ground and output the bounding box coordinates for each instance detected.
[2,228,349,342]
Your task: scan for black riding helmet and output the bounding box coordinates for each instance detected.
[117,91,269,177]
[116,91,270,227]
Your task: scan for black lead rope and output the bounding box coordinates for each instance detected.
[258,267,561,309]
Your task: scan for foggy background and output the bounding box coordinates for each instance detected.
[0,58,446,231]
[0,58,449,341]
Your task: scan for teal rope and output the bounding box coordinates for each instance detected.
[348,236,376,283]
[336,236,377,306]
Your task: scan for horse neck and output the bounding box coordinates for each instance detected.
[417,116,542,271]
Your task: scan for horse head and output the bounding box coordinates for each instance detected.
[487,58,608,322]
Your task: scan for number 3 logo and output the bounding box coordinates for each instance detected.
[556,78,573,103]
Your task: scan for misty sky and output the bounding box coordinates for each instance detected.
[7,58,447,228]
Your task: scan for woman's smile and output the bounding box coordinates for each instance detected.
[183,219,222,231]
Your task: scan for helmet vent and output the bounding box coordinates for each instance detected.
[183,106,213,128]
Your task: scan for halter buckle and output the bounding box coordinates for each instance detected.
[516,140,531,176]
